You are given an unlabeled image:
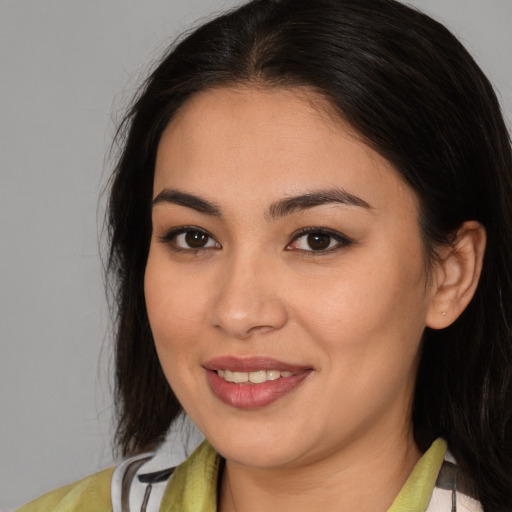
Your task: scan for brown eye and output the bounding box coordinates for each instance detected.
[288,229,351,253]
[160,228,220,251]
[306,233,331,250]
[185,230,210,248]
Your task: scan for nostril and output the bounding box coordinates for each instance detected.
[247,325,276,335]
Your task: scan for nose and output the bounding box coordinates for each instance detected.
[208,255,288,340]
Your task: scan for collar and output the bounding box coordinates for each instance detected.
[158,438,447,512]
[159,440,220,511]
[388,438,447,511]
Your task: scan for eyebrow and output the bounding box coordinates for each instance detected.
[267,188,372,220]
[153,189,222,217]
[152,187,372,219]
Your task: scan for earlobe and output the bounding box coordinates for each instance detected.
[426,221,486,330]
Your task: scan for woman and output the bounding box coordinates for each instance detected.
[18,0,512,510]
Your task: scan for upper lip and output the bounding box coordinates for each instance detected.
[203,356,311,373]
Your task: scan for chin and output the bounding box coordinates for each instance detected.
[217,440,303,469]
[200,419,317,469]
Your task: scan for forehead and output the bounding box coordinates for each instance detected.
[154,86,417,215]
[158,86,356,167]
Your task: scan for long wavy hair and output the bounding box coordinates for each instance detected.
[106,0,512,509]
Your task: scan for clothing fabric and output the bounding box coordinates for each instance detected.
[16,467,114,512]
[17,438,483,512]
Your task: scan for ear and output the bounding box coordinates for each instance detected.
[426,221,486,330]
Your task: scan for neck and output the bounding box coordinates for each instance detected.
[219,425,421,512]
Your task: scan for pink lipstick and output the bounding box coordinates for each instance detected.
[203,356,312,409]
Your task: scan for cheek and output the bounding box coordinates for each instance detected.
[143,249,216,414]
[295,258,428,428]
[294,247,429,361]
[144,250,208,358]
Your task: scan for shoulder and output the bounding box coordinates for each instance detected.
[16,467,114,512]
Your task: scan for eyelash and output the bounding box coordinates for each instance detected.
[158,226,352,255]
[286,227,352,255]
[158,226,221,254]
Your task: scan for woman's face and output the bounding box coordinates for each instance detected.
[145,87,437,469]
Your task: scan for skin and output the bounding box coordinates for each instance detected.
[144,86,485,512]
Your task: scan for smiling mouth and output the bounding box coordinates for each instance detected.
[217,369,296,384]
[205,358,312,408]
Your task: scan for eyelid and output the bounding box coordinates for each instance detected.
[157,225,351,254]
[287,227,352,253]
[158,226,221,251]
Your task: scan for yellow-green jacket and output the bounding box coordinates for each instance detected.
[18,438,483,512]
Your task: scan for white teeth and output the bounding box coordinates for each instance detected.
[232,371,249,383]
[266,370,281,381]
[216,369,296,383]
[248,370,267,384]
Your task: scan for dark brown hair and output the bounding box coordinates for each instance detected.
[107,1,512,509]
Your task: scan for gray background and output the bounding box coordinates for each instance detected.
[1,1,511,510]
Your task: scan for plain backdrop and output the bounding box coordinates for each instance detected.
[1,0,511,510]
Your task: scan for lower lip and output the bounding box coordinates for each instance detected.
[205,369,311,409]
